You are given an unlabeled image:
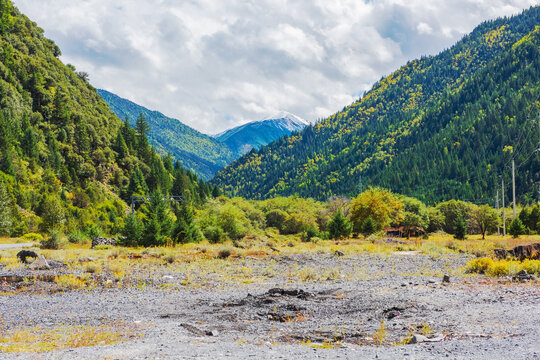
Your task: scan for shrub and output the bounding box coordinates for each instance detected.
[21,233,44,242]
[301,225,319,242]
[68,230,88,244]
[465,258,494,274]
[41,231,61,249]
[216,245,234,259]
[119,214,142,247]
[86,224,104,239]
[204,226,224,244]
[265,209,288,230]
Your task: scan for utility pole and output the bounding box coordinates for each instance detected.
[502,178,506,236]
[512,159,516,219]
[496,189,500,235]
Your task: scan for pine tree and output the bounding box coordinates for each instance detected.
[509,217,526,238]
[454,215,467,240]
[328,210,352,239]
[173,202,200,244]
[119,213,142,247]
[141,190,174,246]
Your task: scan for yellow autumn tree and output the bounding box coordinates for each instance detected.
[350,187,403,234]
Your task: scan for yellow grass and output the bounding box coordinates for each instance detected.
[0,322,135,353]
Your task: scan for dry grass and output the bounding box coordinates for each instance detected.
[3,233,538,291]
[0,322,135,353]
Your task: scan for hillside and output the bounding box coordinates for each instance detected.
[214,112,308,155]
[98,89,235,180]
[0,0,213,236]
[212,7,540,204]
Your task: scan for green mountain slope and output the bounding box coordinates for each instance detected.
[0,0,213,236]
[212,7,540,204]
[98,89,235,180]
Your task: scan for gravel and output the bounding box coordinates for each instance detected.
[1,253,539,359]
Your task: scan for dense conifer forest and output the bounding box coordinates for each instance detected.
[0,0,217,240]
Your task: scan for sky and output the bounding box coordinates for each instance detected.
[12,0,539,134]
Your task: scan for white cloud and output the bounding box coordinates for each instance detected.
[11,0,539,133]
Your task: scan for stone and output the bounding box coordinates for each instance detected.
[17,250,39,263]
[495,243,540,261]
[91,237,117,248]
[442,275,450,283]
[409,334,429,343]
[29,255,51,270]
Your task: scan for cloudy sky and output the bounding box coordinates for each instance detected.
[12,0,538,134]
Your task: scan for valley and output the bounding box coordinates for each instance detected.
[0,1,539,359]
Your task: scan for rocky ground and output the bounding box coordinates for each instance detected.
[1,252,539,359]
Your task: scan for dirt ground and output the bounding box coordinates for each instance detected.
[1,251,539,359]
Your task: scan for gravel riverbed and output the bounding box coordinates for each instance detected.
[1,253,539,359]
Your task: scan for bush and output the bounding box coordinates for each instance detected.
[282,213,318,235]
[68,230,88,244]
[21,233,44,242]
[41,231,61,249]
[301,225,319,242]
[204,226,225,244]
[86,224,104,239]
[265,209,288,230]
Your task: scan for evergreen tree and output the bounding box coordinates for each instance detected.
[172,202,200,244]
[119,213,142,247]
[454,215,467,240]
[509,217,526,238]
[135,113,151,161]
[141,190,174,246]
[328,210,352,239]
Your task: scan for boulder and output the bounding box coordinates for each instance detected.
[494,243,540,261]
[29,255,51,270]
[91,237,117,248]
[17,250,39,263]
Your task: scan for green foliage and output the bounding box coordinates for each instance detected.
[265,209,288,230]
[38,196,65,233]
[509,217,526,238]
[203,226,225,244]
[327,210,352,239]
[0,1,214,239]
[119,213,143,247]
[67,230,88,244]
[172,203,200,244]
[213,8,540,205]
[469,204,500,239]
[350,187,403,233]
[437,200,472,234]
[0,180,13,235]
[140,190,174,246]
[453,215,468,240]
[40,230,61,249]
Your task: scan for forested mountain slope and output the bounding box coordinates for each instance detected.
[212,7,540,204]
[0,0,213,236]
[98,89,236,180]
[214,112,308,155]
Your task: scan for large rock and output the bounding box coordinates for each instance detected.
[91,237,117,248]
[29,255,51,270]
[494,243,540,261]
[17,250,39,263]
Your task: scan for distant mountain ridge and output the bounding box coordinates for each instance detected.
[98,89,235,180]
[214,112,309,155]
